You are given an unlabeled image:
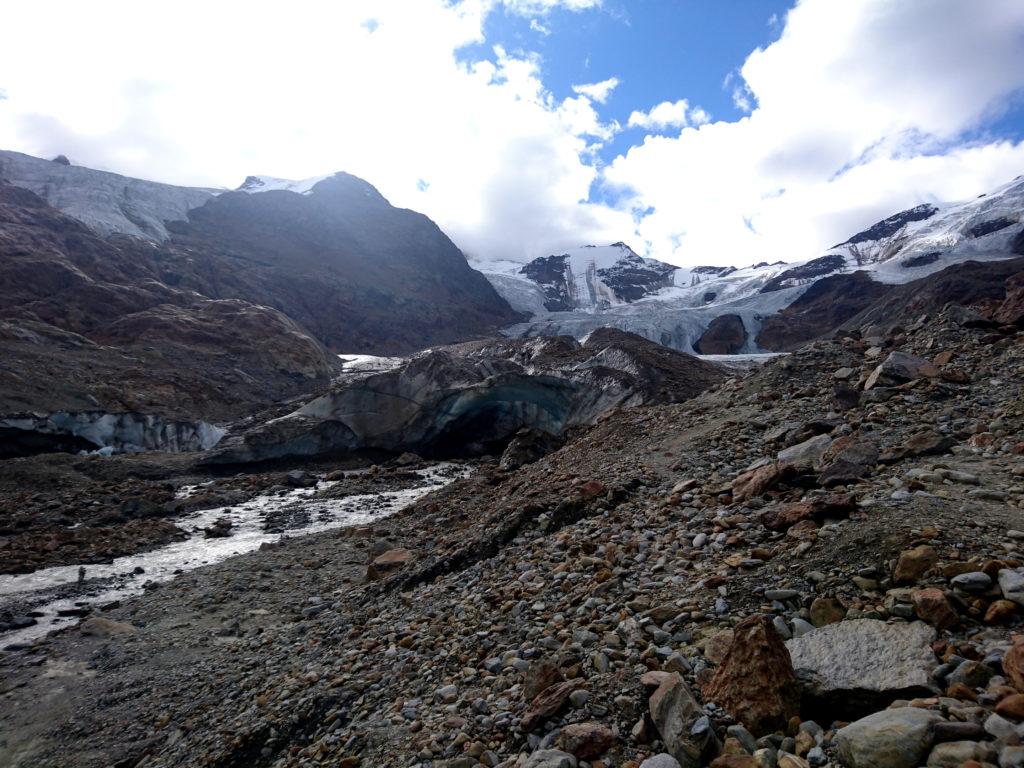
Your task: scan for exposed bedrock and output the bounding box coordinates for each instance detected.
[0,411,225,458]
[204,329,724,465]
[693,313,747,354]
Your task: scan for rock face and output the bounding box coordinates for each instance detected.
[173,173,521,353]
[701,615,800,735]
[756,272,891,351]
[694,314,747,355]
[835,707,938,768]
[785,620,937,718]
[992,270,1024,325]
[0,183,337,439]
[203,329,725,464]
[0,150,521,360]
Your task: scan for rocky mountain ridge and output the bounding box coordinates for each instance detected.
[483,175,1024,355]
[0,151,522,452]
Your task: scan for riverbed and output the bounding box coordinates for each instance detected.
[0,462,468,648]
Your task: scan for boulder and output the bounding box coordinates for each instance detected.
[777,434,833,469]
[556,722,614,760]
[893,545,938,585]
[366,548,414,581]
[785,619,937,719]
[762,494,857,532]
[819,436,878,486]
[865,351,940,389]
[649,673,702,768]
[882,430,956,462]
[701,615,800,735]
[835,707,938,768]
[732,463,794,503]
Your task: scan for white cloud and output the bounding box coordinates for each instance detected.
[628,99,708,131]
[572,77,619,104]
[0,0,1022,270]
[606,0,1024,266]
[500,0,601,14]
[0,0,627,263]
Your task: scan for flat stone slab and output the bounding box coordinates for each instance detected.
[785,619,938,719]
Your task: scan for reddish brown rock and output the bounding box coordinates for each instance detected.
[912,587,959,630]
[366,548,414,581]
[809,597,846,627]
[524,659,564,701]
[762,493,858,531]
[579,480,607,499]
[992,271,1024,326]
[986,599,1018,624]
[701,614,800,735]
[882,430,956,462]
[894,545,938,585]
[997,693,1024,720]
[732,463,794,503]
[1003,637,1024,692]
[557,722,614,759]
[522,680,580,730]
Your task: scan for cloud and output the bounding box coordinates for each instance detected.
[0,0,627,263]
[605,0,1024,265]
[0,0,1023,270]
[628,99,709,131]
[572,77,619,104]
[500,0,601,14]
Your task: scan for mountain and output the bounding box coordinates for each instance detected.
[0,150,520,354]
[0,150,521,451]
[0,182,337,453]
[480,174,1024,353]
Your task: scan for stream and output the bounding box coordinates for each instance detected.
[0,462,467,649]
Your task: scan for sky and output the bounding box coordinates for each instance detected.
[2,0,1024,267]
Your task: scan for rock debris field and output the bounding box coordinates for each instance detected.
[3,305,1024,768]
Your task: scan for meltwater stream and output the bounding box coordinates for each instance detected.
[0,462,468,648]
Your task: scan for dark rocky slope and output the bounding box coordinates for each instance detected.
[756,272,891,351]
[165,174,522,353]
[4,297,1024,768]
[0,149,521,355]
[0,184,336,431]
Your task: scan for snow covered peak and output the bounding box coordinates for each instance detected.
[824,174,1024,275]
[516,242,677,312]
[236,173,334,195]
